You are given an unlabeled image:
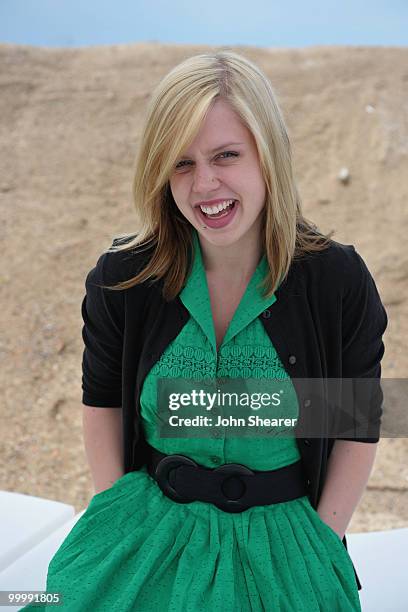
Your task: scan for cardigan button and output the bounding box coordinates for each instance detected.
[288,355,297,365]
[304,399,312,408]
[262,309,271,319]
[303,439,311,446]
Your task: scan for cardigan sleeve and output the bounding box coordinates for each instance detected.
[81,250,124,408]
[337,246,388,442]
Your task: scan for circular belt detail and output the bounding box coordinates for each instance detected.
[154,454,198,503]
[213,463,254,507]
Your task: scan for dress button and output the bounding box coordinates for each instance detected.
[288,355,297,365]
[303,439,311,446]
[210,456,221,465]
[262,309,271,319]
[304,399,312,408]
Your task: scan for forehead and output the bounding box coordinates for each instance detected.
[183,99,252,155]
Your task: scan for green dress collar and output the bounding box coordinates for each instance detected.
[179,229,278,353]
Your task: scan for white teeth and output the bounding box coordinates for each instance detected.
[199,199,235,214]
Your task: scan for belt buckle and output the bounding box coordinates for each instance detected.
[155,454,198,503]
[213,463,255,513]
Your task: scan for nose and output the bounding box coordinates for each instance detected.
[191,163,220,193]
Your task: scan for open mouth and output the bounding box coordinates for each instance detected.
[195,199,239,229]
[199,199,237,218]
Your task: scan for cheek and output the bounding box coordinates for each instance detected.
[168,179,177,200]
[169,177,187,203]
[242,173,266,207]
[169,181,181,208]
[251,165,266,200]
[169,180,193,218]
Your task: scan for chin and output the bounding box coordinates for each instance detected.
[199,229,242,246]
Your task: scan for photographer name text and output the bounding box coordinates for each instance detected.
[168,415,298,427]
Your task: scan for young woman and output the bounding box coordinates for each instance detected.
[27,50,387,611]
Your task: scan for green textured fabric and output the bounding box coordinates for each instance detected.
[25,229,361,611]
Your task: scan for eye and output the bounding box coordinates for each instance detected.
[216,151,240,160]
[174,150,240,172]
[174,159,192,170]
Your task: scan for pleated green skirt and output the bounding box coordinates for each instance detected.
[24,464,361,611]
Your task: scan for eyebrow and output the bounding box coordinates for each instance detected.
[181,142,245,157]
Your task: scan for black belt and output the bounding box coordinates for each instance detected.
[146,443,308,513]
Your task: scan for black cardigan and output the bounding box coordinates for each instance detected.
[81,236,388,592]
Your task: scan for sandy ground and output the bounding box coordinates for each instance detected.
[0,42,407,533]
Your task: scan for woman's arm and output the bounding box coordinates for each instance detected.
[316,439,378,539]
[82,406,125,495]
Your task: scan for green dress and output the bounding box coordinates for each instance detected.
[26,230,361,611]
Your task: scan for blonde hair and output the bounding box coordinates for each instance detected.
[102,49,334,300]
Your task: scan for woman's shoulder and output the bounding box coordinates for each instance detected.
[302,238,362,269]
[302,236,358,264]
[295,237,374,294]
[320,238,373,283]
[87,234,156,287]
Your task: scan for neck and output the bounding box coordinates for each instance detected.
[197,223,264,284]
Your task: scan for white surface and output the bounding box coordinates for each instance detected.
[0,510,85,611]
[0,491,75,572]
[347,528,408,611]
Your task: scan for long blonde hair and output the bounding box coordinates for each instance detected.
[101,49,334,300]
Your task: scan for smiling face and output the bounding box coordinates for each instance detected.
[169,98,266,249]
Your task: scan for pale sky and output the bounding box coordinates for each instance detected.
[0,0,407,48]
